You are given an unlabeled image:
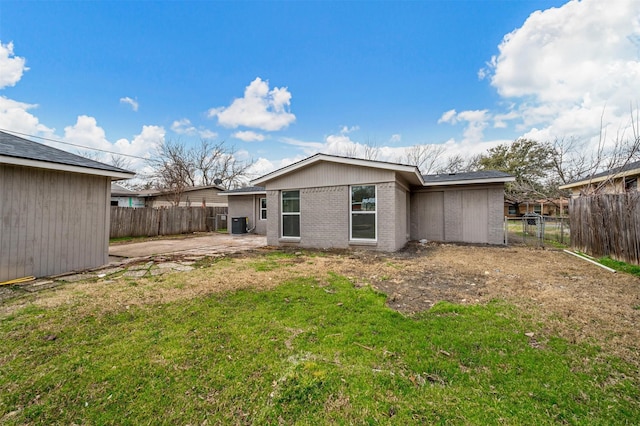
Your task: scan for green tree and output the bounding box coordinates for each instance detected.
[478,139,556,211]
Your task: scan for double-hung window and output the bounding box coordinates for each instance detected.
[350,185,376,240]
[281,190,300,237]
[260,198,267,220]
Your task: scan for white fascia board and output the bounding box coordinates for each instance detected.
[1,155,135,180]
[423,176,515,186]
[220,191,267,196]
[252,153,424,186]
[558,168,640,189]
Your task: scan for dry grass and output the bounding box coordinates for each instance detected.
[3,244,639,366]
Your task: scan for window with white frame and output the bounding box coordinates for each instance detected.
[260,198,267,220]
[281,190,300,237]
[350,185,376,240]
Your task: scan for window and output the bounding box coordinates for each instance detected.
[508,205,517,215]
[281,190,300,237]
[351,185,376,240]
[260,198,267,220]
[625,177,638,192]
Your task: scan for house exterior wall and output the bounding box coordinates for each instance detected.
[265,161,396,190]
[0,164,111,281]
[111,196,145,208]
[227,194,267,235]
[147,188,228,207]
[265,181,405,251]
[411,184,505,245]
[504,201,568,217]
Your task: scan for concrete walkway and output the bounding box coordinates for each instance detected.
[109,233,267,258]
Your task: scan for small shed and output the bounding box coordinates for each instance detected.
[0,131,134,281]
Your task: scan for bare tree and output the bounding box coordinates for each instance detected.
[109,154,133,171]
[361,138,379,161]
[401,144,446,175]
[436,153,482,174]
[147,139,253,205]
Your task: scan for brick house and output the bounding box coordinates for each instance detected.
[222,154,514,251]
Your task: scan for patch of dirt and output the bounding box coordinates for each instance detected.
[2,242,639,366]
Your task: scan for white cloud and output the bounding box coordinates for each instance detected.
[438,109,490,144]
[438,109,458,124]
[0,96,54,136]
[171,118,196,135]
[480,0,640,145]
[246,155,307,180]
[171,118,218,139]
[63,115,112,151]
[233,130,265,142]
[119,96,139,111]
[0,41,28,89]
[62,115,165,171]
[208,77,296,131]
[389,134,401,143]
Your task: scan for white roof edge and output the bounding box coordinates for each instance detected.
[423,176,515,186]
[1,155,135,180]
[252,154,424,186]
[220,191,267,196]
[558,168,640,189]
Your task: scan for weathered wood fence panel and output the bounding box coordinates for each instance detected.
[110,206,228,238]
[570,194,640,264]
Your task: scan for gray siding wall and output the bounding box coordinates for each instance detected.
[266,182,405,251]
[227,195,267,235]
[266,162,396,190]
[410,185,505,245]
[0,164,111,281]
[149,188,228,207]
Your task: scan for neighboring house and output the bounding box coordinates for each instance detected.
[559,160,640,198]
[110,182,145,207]
[0,130,135,282]
[504,199,569,217]
[139,185,228,207]
[223,154,514,251]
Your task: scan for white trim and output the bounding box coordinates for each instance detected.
[260,197,267,220]
[349,184,377,242]
[221,191,267,196]
[252,153,424,186]
[423,176,515,186]
[281,190,300,238]
[0,155,135,180]
[558,168,640,190]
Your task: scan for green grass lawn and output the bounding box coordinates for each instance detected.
[1,272,638,424]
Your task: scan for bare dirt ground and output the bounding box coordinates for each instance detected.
[2,242,639,366]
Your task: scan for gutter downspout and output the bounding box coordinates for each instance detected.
[247,195,257,233]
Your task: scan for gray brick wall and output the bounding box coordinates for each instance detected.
[487,187,505,244]
[266,183,405,251]
[299,186,350,249]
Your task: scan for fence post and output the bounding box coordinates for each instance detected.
[504,216,508,245]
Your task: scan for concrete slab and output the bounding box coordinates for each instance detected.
[108,233,266,258]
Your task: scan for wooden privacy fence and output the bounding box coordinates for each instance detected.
[110,206,228,239]
[570,194,640,264]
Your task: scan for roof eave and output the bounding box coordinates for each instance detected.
[423,176,515,186]
[1,155,135,180]
[559,168,640,190]
[252,154,424,186]
[220,191,267,196]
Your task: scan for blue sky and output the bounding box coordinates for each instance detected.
[1,0,639,180]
